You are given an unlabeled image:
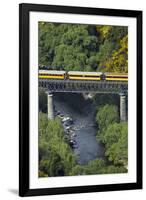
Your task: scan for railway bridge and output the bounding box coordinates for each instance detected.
[39,79,128,121]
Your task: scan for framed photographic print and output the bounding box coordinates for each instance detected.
[19,3,142,197]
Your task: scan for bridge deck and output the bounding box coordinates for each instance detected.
[39,79,128,94]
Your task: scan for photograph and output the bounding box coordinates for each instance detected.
[19,3,142,196]
[38,22,128,178]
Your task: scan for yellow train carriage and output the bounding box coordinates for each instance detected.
[38,70,128,82]
[104,73,128,81]
[68,71,102,81]
[39,70,66,79]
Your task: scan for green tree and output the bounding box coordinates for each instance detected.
[39,23,101,71]
[95,104,127,167]
[39,113,76,177]
[104,123,128,165]
[100,165,127,174]
[96,104,119,132]
[96,40,115,68]
[69,158,127,175]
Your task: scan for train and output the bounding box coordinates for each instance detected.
[38,70,128,81]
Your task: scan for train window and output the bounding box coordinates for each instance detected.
[106,76,128,78]
[84,75,100,77]
[69,75,100,77]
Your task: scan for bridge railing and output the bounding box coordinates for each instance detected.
[39,79,128,94]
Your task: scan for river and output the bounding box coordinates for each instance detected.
[53,93,104,165]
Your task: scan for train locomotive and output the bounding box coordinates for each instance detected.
[39,70,128,81]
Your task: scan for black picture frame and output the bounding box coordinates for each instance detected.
[19,3,143,197]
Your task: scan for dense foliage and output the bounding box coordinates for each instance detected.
[96,104,119,132]
[103,123,128,166]
[70,158,126,176]
[39,113,76,177]
[39,22,128,72]
[95,104,128,168]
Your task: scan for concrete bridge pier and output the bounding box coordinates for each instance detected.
[46,92,54,120]
[119,93,127,122]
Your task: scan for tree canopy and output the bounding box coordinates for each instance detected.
[39,113,76,177]
[95,104,128,168]
[39,22,128,72]
[96,104,119,132]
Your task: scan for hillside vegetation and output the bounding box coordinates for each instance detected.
[39,23,128,73]
[38,23,128,177]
